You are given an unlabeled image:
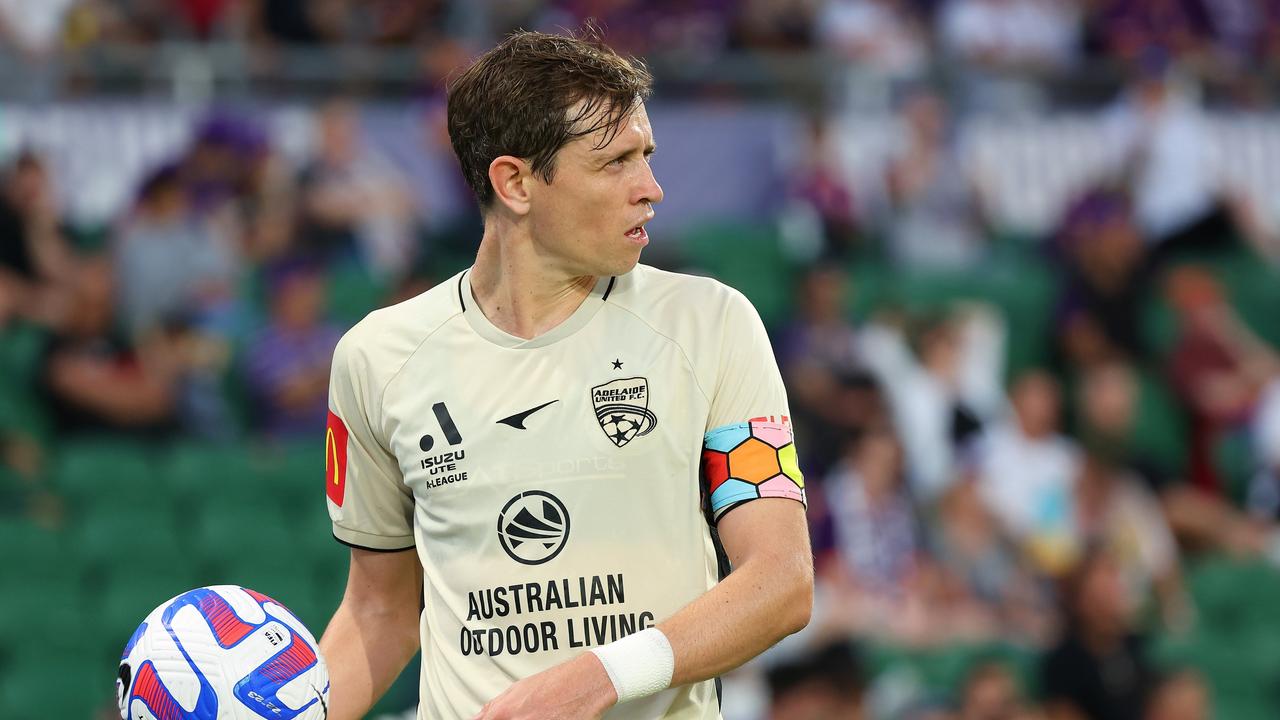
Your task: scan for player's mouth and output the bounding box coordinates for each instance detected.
[625,217,652,246]
[625,225,648,245]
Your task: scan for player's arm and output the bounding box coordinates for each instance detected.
[659,497,812,684]
[320,547,423,720]
[473,499,811,720]
[323,327,421,719]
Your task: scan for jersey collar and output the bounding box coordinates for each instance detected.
[458,268,616,349]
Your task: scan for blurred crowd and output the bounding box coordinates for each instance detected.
[3,1,1280,100]
[3,6,1280,720]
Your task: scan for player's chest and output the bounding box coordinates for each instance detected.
[379,339,707,500]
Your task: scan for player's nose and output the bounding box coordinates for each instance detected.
[635,162,663,207]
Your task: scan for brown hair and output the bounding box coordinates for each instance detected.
[446,26,653,209]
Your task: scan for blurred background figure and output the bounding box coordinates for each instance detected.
[39,254,180,438]
[4,3,1280,718]
[974,370,1082,576]
[883,88,991,270]
[765,641,866,720]
[297,99,418,280]
[1040,548,1156,720]
[956,659,1044,720]
[1143,668,1211,720]
[0,151,72,330]
[242,254,342,439]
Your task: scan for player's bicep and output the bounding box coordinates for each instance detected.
[343,547,424,615]
[715,498,811,576]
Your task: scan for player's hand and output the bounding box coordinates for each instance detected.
[472,652,617,720]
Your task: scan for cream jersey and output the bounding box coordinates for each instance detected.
[324,264,806,720]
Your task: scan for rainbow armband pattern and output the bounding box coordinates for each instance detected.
[702,421,805,523]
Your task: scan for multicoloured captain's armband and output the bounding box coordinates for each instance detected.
[701,421,805,523]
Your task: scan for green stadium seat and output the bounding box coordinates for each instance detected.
[0,575,83,653]
[51,440,166,511]
[161,441,257,506]
[328,260,388,325]
[75,504,186,570]
[0,652,105,719]
[0,322,53,443]
[680,222,796,329]
[0,517,66,580]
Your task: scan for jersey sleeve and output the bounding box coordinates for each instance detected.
[326,331,415,551]
[701,288,805,524]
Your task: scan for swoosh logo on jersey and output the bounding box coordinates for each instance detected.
[496,399,559,429]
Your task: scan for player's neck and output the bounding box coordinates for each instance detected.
[470,228,596,340]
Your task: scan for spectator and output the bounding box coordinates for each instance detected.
[825,427,921,597]
[818,0,929,78]
[1201,0,1273,69]
[1103,56,1278,261]
[1143,669,1210,720]
[940,0,1080,71]
[1165,266,1280,494]
[40,254,181,437]
[297,99,418,280]
[114,163,241,342]
[253,0,349,45]
[776,265,876,476]
[883,88,991,270]
[242,255,342,438]
[974,370,1082,576]
[0,0,78,57]
[1080,354,1280,566]
[1040,548,1158,720]
[1088,0,1213,65]
[731,0,818,52]
[787,116,864,261]
[1074,359,1179,495]
[860,303,1006,502]
[1051,189,1153,371]
[956,659,1044,720]
[536,1,732,59]
[932,477,1056,644]
[1074,452,1189,630]
[0,151,73,329]
[765,640,866,720]
[819,427,968,644]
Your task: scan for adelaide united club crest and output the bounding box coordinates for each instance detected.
[591,377,658,448]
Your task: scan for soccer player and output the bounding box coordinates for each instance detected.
[319,28,812,720]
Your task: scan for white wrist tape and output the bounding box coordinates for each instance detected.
[589,627,675,704]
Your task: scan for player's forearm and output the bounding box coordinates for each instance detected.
[320,600,420,720]
[657,548,813,686]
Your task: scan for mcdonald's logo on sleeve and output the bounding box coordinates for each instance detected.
[326,410,350,506]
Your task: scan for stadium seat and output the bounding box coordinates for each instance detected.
[0,652,105,719]
[680,221,796,330]
[328,259,388,325]
[75,503,186,571]
[51,440,164,510]
[0,323,52,443]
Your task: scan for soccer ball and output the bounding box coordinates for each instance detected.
[117,585,329,720]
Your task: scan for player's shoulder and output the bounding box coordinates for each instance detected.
[334,270,465,374]
[608,263,752,321]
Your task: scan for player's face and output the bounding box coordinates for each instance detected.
[527,102,663,277]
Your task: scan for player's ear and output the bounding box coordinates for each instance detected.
[488,155,532,216]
